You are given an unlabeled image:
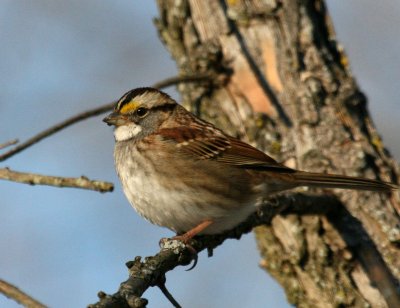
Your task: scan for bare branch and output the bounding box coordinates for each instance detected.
[0,279,47,308]
[0,167,113,193]
[88,194,342,307]
[0,139,18,150]
[0,74,212,162]
[88,192,400,307]
[152,73,211,89]
[0,104,114,162]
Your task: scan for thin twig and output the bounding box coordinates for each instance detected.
[0,279,47,308]
[157,283,182,308]
[152,73,211,89]
[0,139,18,150]
[0,103,114,162]
[0,167,113,193]
[0,74,212,162]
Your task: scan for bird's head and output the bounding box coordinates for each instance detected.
[103,87,177,142]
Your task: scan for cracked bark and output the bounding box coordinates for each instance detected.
[155,0,400,307]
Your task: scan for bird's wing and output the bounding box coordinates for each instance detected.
[158,127,293,172]
[219,136,293,172]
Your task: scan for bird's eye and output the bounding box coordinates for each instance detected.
[136,107,148,118]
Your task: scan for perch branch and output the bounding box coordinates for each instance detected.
[0,167,113,193]
[0,279,46,308]
[88,194,343,307]
[0,74,212,162]
[89,192,399,307]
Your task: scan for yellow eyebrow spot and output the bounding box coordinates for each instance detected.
[120,101,140,114]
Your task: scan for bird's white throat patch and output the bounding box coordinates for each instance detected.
[114,124,142,141]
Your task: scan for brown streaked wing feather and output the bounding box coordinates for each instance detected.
[158,127,293,172]
[218,136,294,172]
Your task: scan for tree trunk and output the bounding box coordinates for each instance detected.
[155,1,400,307]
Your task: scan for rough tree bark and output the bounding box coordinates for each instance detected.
[155,0,400,307]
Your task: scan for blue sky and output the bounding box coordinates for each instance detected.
[1,1,399,307]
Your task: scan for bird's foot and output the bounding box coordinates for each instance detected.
[159,220,213,270]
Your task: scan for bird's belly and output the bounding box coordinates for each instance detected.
[116,157,257,234]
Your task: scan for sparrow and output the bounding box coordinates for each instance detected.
[104,87,397,242]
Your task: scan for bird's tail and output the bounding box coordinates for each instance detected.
[292,171,397,192]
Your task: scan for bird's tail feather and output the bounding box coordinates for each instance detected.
[292,171,397,192]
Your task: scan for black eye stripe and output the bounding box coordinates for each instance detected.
[130,103,176,114]
[149,103,176,112]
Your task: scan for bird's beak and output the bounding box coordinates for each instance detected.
[103,112,129,126]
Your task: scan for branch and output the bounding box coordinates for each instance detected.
[0,139,18,150]
[88,194,342,308]
[0,279,46,308]
[89,192,400,307]
[0,167,113,193]
[152,73,212,89]
[0,74,212,162]
[0,103,113,162]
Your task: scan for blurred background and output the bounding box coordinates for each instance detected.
[0,1,399,307]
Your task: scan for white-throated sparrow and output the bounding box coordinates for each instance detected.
[104,87,397,241]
